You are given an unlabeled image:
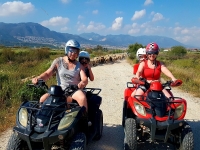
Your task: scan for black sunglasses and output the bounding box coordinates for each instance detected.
[81,62,88,65]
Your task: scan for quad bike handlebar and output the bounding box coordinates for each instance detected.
[27,79,48,89]
[131,77,182,89]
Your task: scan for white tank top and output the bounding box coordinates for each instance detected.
[50,57,81,90]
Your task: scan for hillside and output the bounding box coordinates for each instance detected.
[0,22,189,48]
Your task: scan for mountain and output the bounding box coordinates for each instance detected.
[0,22,190,48]
[79,33,187,48]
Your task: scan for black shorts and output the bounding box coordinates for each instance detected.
[137,83,150,93]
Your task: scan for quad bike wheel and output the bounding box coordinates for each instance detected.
[6,132,28,150]
[94,109,103,140]
[124,118,137,150]
[122,100,127,127]
[69,132,86,150]
[176,122,194,150]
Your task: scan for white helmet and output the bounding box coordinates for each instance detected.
[136,48,146,60]
[65,39,81,55]
[79,51,90,61]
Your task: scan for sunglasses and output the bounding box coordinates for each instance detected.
[80,57,89,65]
[68,48,78,54]
[139,55,146,59]
[81,62,88,65]
[80,60,89,65]
[147,53,157,56]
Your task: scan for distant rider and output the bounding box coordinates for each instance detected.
[78,51,94,81]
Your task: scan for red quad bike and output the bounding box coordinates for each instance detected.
[122,78,194,150]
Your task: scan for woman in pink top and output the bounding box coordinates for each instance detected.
[134,42,177,98]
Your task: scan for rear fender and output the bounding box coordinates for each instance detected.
[87,95,102,111]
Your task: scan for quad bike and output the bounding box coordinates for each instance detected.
[122,78,194,150]
[6,79,103,150]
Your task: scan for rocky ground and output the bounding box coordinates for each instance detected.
[1,59,200,150]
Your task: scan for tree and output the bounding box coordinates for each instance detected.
[127,43,144,59]
[167,46,187,59]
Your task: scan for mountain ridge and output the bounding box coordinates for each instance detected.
[0,22,193,48]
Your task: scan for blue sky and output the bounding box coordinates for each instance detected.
[0,0,200,47]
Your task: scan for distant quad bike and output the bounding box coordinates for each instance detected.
[122,78,194,150]
[6,80,103,150]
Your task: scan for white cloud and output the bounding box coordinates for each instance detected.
[131,9,146,21]
[150,11,155,16]
[40,16,69,27]
[144,0,153,6]
[92,10,98,14]
[128,23,140,34]
[60,26,68,31]
[175,35,192,44]
[173,26,182,35]
[87,21,106,30]
[152,13,164,22]
[181,28,189,34]
[111,17,123,30]
[78,15,84,20]
[173,26,200,45]
[60,0,71,4]
[116,11,123,14]
[143,26,166,35]
[77,21,106,32]
[0,1,34,16]
[77,21,86,31]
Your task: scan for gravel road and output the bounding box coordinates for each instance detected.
[1,59,200,150]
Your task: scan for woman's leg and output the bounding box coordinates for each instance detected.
[40,93,50,103]
[135,88,145,97]
[131,89,136,97]
[72,90,88,112]
[162,89,172,98]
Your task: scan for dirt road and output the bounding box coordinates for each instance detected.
[1,59,200,150]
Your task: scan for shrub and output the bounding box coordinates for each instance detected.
[167,46,187,59]
[0,48,15,62]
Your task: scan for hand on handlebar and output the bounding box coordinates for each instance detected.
[32,77,39,85]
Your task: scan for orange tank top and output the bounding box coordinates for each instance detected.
[142,60,161,80]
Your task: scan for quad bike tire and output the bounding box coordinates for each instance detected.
[93,109,103,140]
[69,132,86,150]
[177,122,194,150]
[6,132,28,150]
[124,118,137,150]
[122,100,127,127]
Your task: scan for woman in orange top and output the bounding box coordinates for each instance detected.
[135,42,177,98]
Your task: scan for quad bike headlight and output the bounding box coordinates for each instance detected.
[18,108,28,127]
[174,104,184,119]
[58,110,79,131]
[134,102,146,116]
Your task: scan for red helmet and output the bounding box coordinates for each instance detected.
[146,42,159,55]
